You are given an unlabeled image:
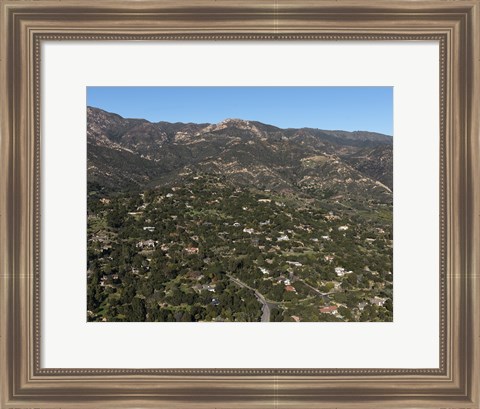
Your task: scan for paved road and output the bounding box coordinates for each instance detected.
[225,274,334,322]
[301,280,333,298]
[226,274,271,322]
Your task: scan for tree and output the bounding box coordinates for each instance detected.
[107,206,127,229]
[130,297,146,321]
[384,298,393,312]
[270,308,284,322]
[347,272,358,286]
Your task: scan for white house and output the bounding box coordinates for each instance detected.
[370,296,387,307]
[358,301,368,311]
[136,239,156,249]
[335,267,346,277]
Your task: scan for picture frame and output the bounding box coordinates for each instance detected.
[0,0,479,408]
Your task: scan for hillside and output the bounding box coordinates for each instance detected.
[87,107,393,205]
[86,106,393,323]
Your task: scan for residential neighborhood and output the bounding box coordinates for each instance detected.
[87,173,393,322]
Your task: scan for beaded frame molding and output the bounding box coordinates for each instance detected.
[1,1,479,408]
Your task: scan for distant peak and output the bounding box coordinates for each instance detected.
[200,118,265,137]
[218,118,250,126]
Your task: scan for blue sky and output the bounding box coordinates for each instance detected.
[87,86,393,135]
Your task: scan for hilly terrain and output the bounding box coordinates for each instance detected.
[87,107,393,323]
[87,107,392,204]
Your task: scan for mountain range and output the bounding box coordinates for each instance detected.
[87,106,393,205]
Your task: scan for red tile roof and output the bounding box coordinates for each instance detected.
[320,305,338,313]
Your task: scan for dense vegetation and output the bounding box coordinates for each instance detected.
[87,174,393,322]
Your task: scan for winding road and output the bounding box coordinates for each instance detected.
[300,279,334,301]
[225,273,334,322]
[226,274,273,322]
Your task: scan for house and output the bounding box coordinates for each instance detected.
[233,222,241,227]
[321,235,331,241]
[320,305,338,314]
[99,198,110,204]
[370,297,387,307]
[324,255,334,262]
[285,285,296,292]
[325,212,340,221]
[258,198,271,203]
[192,283,203,292]
[358,302,368,311]
[185,247,199,255]
[259,267,270,275]
[90,234,108,243]
[338,225,349,231]
[136,239,156,249]
[277,235,289,242]
[243,228,255,234]
[284,279,291,286]
[291,315,301,322]
[335,267,346,277]
[143,226,155,232]
[166,193,174,198]
[202,284,216,292]
[286,261,303,267]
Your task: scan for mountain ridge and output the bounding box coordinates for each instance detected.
[87,106,392,139]
[87,106,393,205]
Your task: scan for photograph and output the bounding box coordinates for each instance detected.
[86,86,394,323]
[3,0,479,406]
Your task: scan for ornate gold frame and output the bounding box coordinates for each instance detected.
[1,1,479,408]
